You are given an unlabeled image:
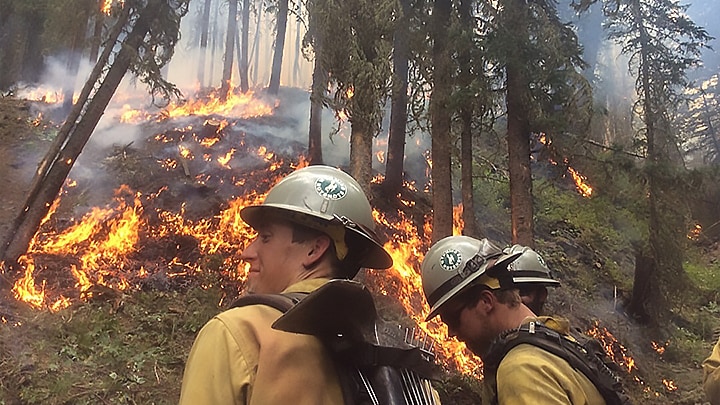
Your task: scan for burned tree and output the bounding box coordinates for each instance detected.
[1,0,189,266]
[601,0,711,323]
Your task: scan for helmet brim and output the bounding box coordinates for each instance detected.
[240,204,393,270]
[512,276,561,287]
[426,251,522,321]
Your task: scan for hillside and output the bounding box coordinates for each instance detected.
[0,91,718,405]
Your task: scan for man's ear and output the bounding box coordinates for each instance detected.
[302,234,332,268]
[474,289,496,315]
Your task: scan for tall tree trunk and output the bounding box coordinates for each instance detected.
[250,3,263,86]
[349,118,374,196]
[292,13,302,87]
[221,0,238,98]
[458,0,476,237]
[239,0,249,92]
[628,0,692,324]
[429,0,453,242]
[197,0,212,86]
[268,0,289,94]
[61,7,90,115]
[384,0,410,197]
[505,0,534,247]
[1,1,162,265]
[88,2,104,63]
[308,40,326,165]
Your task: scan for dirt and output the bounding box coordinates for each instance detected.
[0,96,714,404]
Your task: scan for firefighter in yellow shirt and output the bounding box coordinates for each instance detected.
[420,236,608,405]
[704,335,720,404]
[179,165,393,404]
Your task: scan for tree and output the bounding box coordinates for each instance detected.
[600,0,712,324]
[197,0,213,86]
[457,0,477,237]
[305,0,327,165]
[239,0,250,92]
[384,0,412,196]
[221,0,238,98]
[429,0,453,242]
[312,0,395,192]
[268,0,289,95]
[1,0,189,265]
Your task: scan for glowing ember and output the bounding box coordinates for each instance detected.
[687,223,702,240]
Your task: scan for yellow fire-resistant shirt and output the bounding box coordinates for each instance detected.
[483,316,607,405]
[703,336,720,405]
[179,278,343,405]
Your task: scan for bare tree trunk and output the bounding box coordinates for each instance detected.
[349,120,374,196]
[221,0,238,98]
[429,0,453,243]
[239,0,249,92]
[250,3,263,86]
[308,41,326,165]
[384,0,410,197]
[88,1,104,63]
[458,0,476,238]
[268,0,289,94]
[292,15,301,87]
[61,7,91,115]
[505,0,534,247]
[197,0,212,86]
[1,1,162,265]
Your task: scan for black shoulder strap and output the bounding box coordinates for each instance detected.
[227,292,308,313]
[484,322,631,405]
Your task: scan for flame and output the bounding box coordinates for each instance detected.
[453,204,464,236]
[101,0,124,15]
[586,321,636,373]
[163,89,275,119]
[567,166,593,197]
[537,133,593,198]
[369,209,484,376]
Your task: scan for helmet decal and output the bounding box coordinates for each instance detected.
[536,253,547,268]
[507,261,518,272]
[314,176,348,200]
[439,249,462,272]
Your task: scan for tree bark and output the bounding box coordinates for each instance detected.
[308,40,326,165]
[197,0,212,86]
[349,118,374,196]
[384,0,410,197]
[221,0,238,98]
[268,0,289,94]
[429,0,453,242]
[458,0,477,238]
[505,0,534,247]
[239,0,249,92]
[1,0,163,265]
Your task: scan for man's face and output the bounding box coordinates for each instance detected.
[439,294,496,357]
[520,286,548,315]
[240,220,313,294]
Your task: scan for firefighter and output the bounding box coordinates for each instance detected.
[179,165,393,404]
[421,235,607,405]
[503,244,560,315]
[703,335,720,404]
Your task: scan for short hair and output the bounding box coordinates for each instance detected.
[288,221,342,277]
[454,283,522,309]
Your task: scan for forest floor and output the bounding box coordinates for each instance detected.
[0,94,717,404]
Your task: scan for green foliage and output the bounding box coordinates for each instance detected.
[663,326,710,364]
[0,285,224,404]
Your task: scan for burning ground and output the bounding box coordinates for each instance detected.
[0,92,715,404]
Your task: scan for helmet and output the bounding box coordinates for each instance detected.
[503,245,560,287]
[240,165,393,271]
[421,236,521,320]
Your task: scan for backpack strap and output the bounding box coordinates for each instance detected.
[484,321,631,405]
[227,292,308,313]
